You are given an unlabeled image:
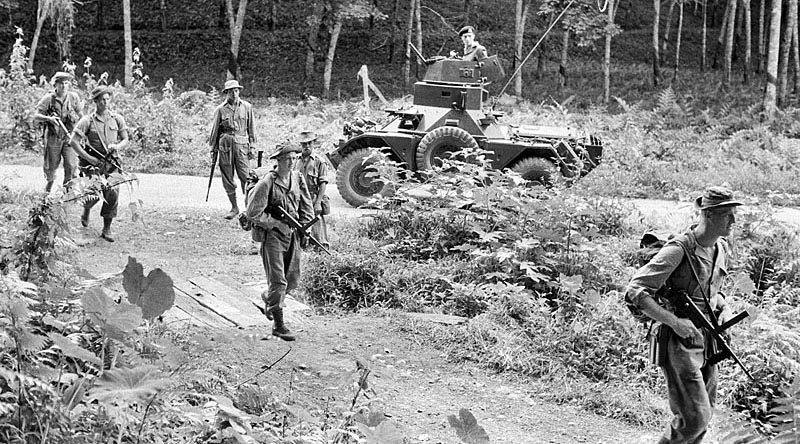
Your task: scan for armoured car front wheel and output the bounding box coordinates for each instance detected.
[511,157,562,187]
[415,126,479,170]
[336,148,395,208]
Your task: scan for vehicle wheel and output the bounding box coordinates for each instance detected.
[415,126,479,170]
[511,157,562,187]
[335,148,395,208]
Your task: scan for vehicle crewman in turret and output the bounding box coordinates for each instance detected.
[451,26,488,61]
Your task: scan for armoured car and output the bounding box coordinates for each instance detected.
[327,55,603,207]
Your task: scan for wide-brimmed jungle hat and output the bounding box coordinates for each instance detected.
[695,186,743,210]
[222,79,243,92]
[298,131,318,144]
[90,86,112,101]
[51,71,72,84]
[270,143,302,160]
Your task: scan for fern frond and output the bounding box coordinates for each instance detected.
[656,87,677,113]
[17,330,48,352]
[0,367,57,395]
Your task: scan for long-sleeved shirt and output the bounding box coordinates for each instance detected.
[246,170,314,236]
[208,99,255,149]
[626,230,729,314]
[462,42,488,61]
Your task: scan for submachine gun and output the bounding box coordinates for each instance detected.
[675,291,755,380]
[275,206,332,256]
[54,117,125,175]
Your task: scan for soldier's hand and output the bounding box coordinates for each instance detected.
[314,201,322,215]
[449,50,458,58]
[300,235,310,249]
[672,318,701,341]
[106,144,117,156]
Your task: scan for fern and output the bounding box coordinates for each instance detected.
[656,87,678,114]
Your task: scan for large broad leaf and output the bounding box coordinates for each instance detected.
[47,333,102,366]
[357,420,405,444]
[447,408,490,444]
[81,287,142,340]
[122,256,175,321]
[90,366,169,406]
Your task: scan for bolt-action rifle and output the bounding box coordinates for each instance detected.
[676,291,754,380]
[206,149,218,202]
[275,205,332,256]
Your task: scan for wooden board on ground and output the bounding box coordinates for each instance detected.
[405,312,468,326]
[168,276,271,330]
[214,275,312,327]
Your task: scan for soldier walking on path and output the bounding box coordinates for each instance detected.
[208,79,256,219]
[295,130,330,248]
[69,86,129,243]
[625,186,742,444]
[33,71,83,192]
[246,143,314,341]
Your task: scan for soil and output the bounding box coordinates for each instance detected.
[3,163,768,443]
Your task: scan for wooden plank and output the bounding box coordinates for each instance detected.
[171,288,233,329]
[216,275,312,327]
[189,276,266,326]
[173,280,245,328]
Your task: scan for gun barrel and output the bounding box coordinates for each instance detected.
[276,206,332,256]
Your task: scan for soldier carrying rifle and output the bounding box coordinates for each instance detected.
[626,186,745,444]
[32,71,83,193]
[245,143,315,341]
[69,86,129,243]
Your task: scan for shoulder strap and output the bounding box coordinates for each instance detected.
[675,240,721,330]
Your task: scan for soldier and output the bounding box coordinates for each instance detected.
[246,143,314,341]
[295,130,330,248]
[450,26,488,62]
[626,186,742,444]
[32,71,83,192]
[208,79,256,219]
[69,86,129,243]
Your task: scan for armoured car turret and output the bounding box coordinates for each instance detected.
[327,55,603,207]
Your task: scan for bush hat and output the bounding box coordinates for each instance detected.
[695,186,743,210]
[51,71,72,84]
[270,143,302,160]
[459,26,475,36]
[222,79,243,92]
[90,86,112,101]
[298,131,318,144]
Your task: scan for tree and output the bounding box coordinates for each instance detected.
[672,0,683,82]
[700,0,707,71]
[764,0,782,118]
[29,0,75,71]
[661,0,676,65]
[653,0,661,86]
[758,0,766,72]
[403,0,415,90]
[559,28,570,87]
[723,0,738,88]
[742,0,752,83]
[603,0,619,104]
[225,0,249,80]
[514,0,531,96]
[778,0,797,105]
[123,0,132,87]
[323,0,385,98]
[305,1,325,80]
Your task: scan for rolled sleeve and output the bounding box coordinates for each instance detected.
[625,244,685,307]
[71,115,91,140]
[246,103,256,144]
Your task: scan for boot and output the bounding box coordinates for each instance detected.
[45,181,54,193]
[80,207,91,228]
[271,308,295,341]
[100,218,115,242]
[224,193,239,220]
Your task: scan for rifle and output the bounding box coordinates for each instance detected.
[675,291,754,380]
[275,205,332,256]
[83,119,125,174]
[51,115,72,138]
[206,149,218,202]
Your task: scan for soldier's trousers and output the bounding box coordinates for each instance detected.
[260,227,301,313]
[660,328,718,444]
[79,165,119,219]
[43,137,77,185]
[217,134,250,198]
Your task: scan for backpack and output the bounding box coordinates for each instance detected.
[237,168,274,232]
[624,231,690,325]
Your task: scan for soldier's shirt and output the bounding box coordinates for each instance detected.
[36,91,82,138]
[296,153,329,196]
[208,99,255,147]
[246,170,315,237]
[462,42,488,61]
[73,111,128,156]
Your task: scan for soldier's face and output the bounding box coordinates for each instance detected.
[227,88,240,103]
[94,93,111,113]
[461,32,475,46]
[301,142,313,157]
[708,207,737,237]
[54,80,68,94]
[277,153,298,170]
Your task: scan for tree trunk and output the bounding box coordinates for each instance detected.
[764,0,782,118]
[743,0,752,83]
[97,0,105,30]
[305,1,324,80]
[793,11,800,97]
[28,0,47,72]
[662,0,676,65]
[779,0,796,105]
[723,0,738,87]
[414,0,422,55]
[713,0,731,68]
[653,0,661,86]
[123,0,132,87]
[514,0,529,96]
[673,0,684,82]
[160,0,167,31]
[389,0,400,62]
[604,0,616,104]
[403,0,415,89]
[758,0,766,72]
[323,15,343,98]
[559,29,570,88]
[225,0,248,80]
[701,0,707,71]
[463,0,471,24]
